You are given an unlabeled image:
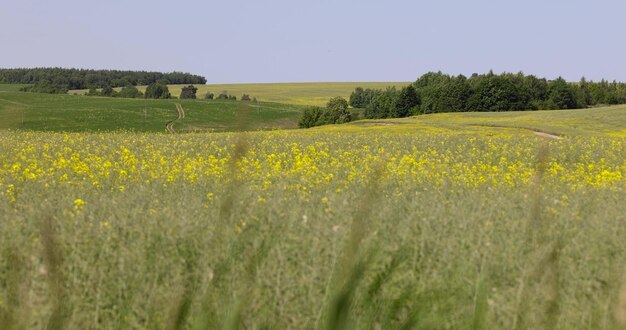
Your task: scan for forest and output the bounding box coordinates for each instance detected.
[355,71,626,117]
[300,71,626,128]
[0,67,206,93]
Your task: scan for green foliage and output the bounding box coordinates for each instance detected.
[585,79,626,105]
[85,86,99,96]
[217,91,236,100]
[327,96,349,111]
[100,86,115,97]
[0,67,206,93]
[179,85,198,99]
[298,106,324,128]
[145,82,171,99]
[414,71,451,89]
[393,85,420,117]
[205,92,214,100]
[575,77,593,107]
[466,74,531,111]
[299,97,352,128]
[419,75,470,114]
[324,96,351,124]
[547,77,578,109]
[349,87,365,108]
[19,80,68,94]
[364,87,398,119]
[352,71,626,119]
[118,85,142,98]
[524,75,549,101]
[349,87,383,108]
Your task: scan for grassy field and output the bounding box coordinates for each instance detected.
[344,104,626,137]
[2,83,626,328]
[70,82,410,106]
[1,84,304,132]
[2,110,626,328]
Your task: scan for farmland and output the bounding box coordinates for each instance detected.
[70,82,410,106]
[2,92,626,327]
[0,84,304,132]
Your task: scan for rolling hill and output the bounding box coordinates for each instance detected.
[1,84,304,132]
[71,82,410,106]
[5,83,626,136]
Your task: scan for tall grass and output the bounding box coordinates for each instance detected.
[1,129,626,329]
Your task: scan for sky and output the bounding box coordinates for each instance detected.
[1,0,625,84]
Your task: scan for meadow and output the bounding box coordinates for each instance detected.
[0,84,303,132]
[2,82,626,328]
[346,104,626,137]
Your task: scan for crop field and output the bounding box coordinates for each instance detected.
[70,82,410,106]
[0,85,304,132]
[2,104,626,328]
[347,104,626,137]
[2,83,626,328]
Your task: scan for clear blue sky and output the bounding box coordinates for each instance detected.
[1,0,625,83]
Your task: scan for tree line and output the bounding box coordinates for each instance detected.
[349,71,626,120]
[298,97,353,128]
[0,67,206,93]
[84,83,259,102]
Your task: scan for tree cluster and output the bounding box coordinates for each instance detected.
[216,91,237,100]
[351,71,626,119]
[84,83,174,99]
[144,82,171,99]
[179,85,198,99]
[85,85,144,98]
[299,97,352,128]
[0,67,206,94]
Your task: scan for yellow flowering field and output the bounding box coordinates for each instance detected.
[1,130,624,194]
[1,128,626,328]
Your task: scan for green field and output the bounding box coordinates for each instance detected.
[341,105,626,137]
[1,84,304,132]
[70,82,410,106]
[2,83,626,328]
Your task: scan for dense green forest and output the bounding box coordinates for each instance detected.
[300,71,626,128]
[354,71,626,118]
[0,67,206,93]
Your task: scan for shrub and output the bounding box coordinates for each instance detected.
[180,85,198,99]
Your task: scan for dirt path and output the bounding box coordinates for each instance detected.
[176,103,185,120]
[534,131,562,140]
[166,103,185,133]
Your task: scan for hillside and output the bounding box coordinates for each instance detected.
[338,105,626,137]
[5,83,626,135]
[71,82,410,106]
[0,84,303,132]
